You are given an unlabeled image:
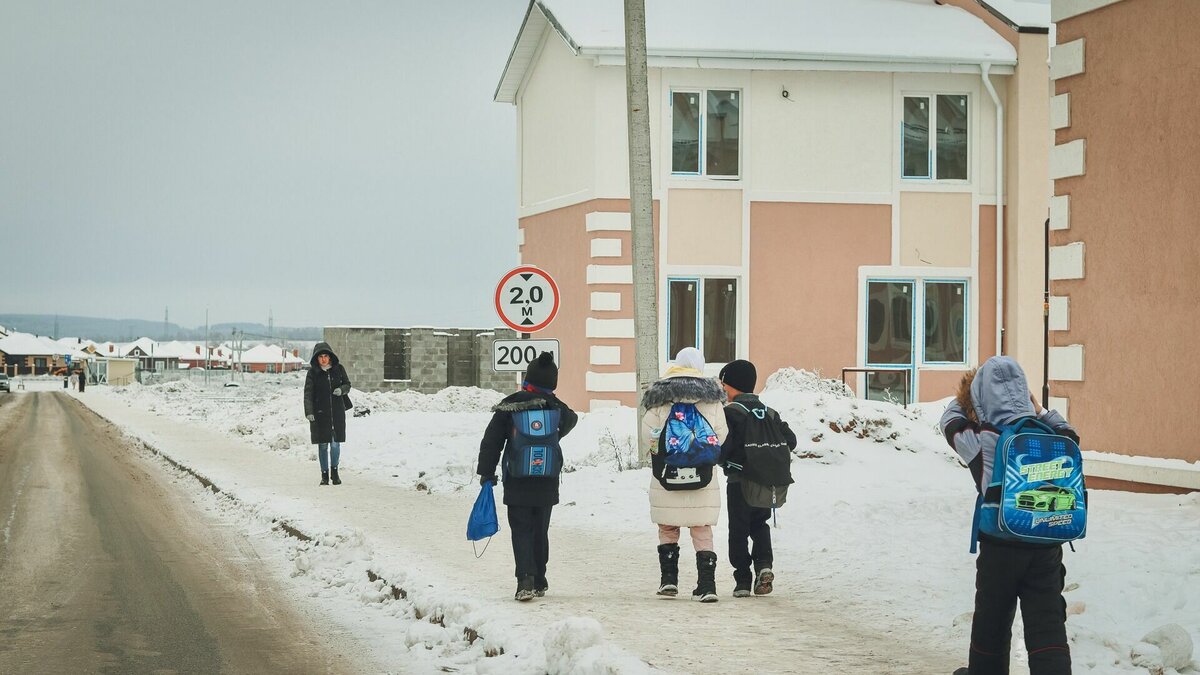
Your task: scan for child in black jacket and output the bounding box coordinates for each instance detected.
[940,357,1077,675]
[718,359,796,598]
[477,352,578,601]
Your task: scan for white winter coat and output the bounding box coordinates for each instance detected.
[640,369,728,527]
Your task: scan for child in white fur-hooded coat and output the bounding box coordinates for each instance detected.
[639,347,728,601]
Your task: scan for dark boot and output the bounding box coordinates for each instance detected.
[320,471,329,486]
[514,575,535,602]
[331,467,341,485]
[733,567,753,598]
[534,576,548,598]
[656,544,679,596]
[952,669,969,675]
[692,551,718,603]
[754,566,775,596]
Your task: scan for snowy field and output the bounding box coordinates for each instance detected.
[63,370,1200,674]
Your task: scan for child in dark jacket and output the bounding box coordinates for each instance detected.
[940,356,1078,675]
[477,352,578,602]
[718,359,797,598]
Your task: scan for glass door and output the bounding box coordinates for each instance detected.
[865,280,915,403]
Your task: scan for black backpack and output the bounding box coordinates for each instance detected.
[729,402,794,509]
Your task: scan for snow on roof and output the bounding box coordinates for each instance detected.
[0,332,60,356]
[980,0,1050,29]
[497,0,1017,102]
[121,337,158,357]
[240,344,305,364]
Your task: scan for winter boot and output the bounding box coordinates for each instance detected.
[331,467,342,485]
[320,471,330,486]
[733,568,753,598]
[534,576,548,598]
[952,669,969,675]
[514,575,535,602]
[656,544,679,596]
[692,551,718,603]
[754,567,775,596]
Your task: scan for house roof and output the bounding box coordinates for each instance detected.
[978,0,1051,30]
[240,344,304,364]
[0,333,59,356]
[496,0,1018,103]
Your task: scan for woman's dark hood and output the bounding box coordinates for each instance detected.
[310,342,339,368]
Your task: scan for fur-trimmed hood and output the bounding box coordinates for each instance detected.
[492,390,558,413]
[641,374,725,409]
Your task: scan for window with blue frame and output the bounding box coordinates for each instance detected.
[923,280,967,363]
[667,277,738,364]
[902,94,968,180]
[671,89,740,178]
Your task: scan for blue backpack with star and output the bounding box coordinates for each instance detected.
[506,409,563,479]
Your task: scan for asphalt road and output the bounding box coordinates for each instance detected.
[0,392,378,674]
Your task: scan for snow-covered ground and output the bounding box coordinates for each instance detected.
[68,371,1200,674]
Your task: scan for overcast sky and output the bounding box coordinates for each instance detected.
[1,0,530,329]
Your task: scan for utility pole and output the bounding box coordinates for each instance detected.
[205,308,210,386]
[624,0,659,465]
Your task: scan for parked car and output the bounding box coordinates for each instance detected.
[0,373,10,392]
[1015,485,1076,512]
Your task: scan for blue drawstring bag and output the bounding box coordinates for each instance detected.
[467,480,499,557]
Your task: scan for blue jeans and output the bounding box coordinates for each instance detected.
[317,442,341,473]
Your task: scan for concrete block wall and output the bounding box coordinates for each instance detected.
[408,328,448,394]
[477,329,521,393]
[325,326,527,395]
[324,327,410,393]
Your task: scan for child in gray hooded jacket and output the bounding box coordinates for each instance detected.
[940,356,1078,675]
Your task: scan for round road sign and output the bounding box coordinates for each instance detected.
[494,266,560,333]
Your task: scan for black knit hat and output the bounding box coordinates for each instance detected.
[719,359,757,394]
[524,351,558,390]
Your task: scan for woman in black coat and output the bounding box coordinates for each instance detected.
[304,342,352,486]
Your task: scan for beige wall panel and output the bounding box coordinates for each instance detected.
[748,202,891,383]
[666,189,743,266]
[748,71,893,195]
[919,369,972,402]
[520,35,594,208]
[898,192,973,267]
[1053,0,1200,463]
[594,66,662,198]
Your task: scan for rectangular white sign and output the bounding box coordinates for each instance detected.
[492,339,560,372]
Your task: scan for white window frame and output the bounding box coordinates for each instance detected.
[856,266,977,401]
[665,275,740,368]
[669,88,742,180]
[900,92,971,183]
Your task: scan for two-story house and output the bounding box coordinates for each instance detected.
[496,0,1053,411]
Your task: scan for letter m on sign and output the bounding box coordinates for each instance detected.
[522,307,534,317]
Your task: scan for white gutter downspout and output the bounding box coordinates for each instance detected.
[981,63,1004,356]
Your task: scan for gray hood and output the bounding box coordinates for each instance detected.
[970,356,1035,426]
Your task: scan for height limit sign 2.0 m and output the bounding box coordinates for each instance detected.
[494,266,560,333]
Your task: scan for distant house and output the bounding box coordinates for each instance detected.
[496,0,1053,410]
[0,332,64,375]
[120,337,179,372]
[239,344,305,373]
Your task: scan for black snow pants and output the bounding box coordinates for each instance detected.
[969,540,1071,675]
[726,481,773,586]
[507,505,552,583]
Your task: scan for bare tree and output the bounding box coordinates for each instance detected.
[624,0,659,464]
